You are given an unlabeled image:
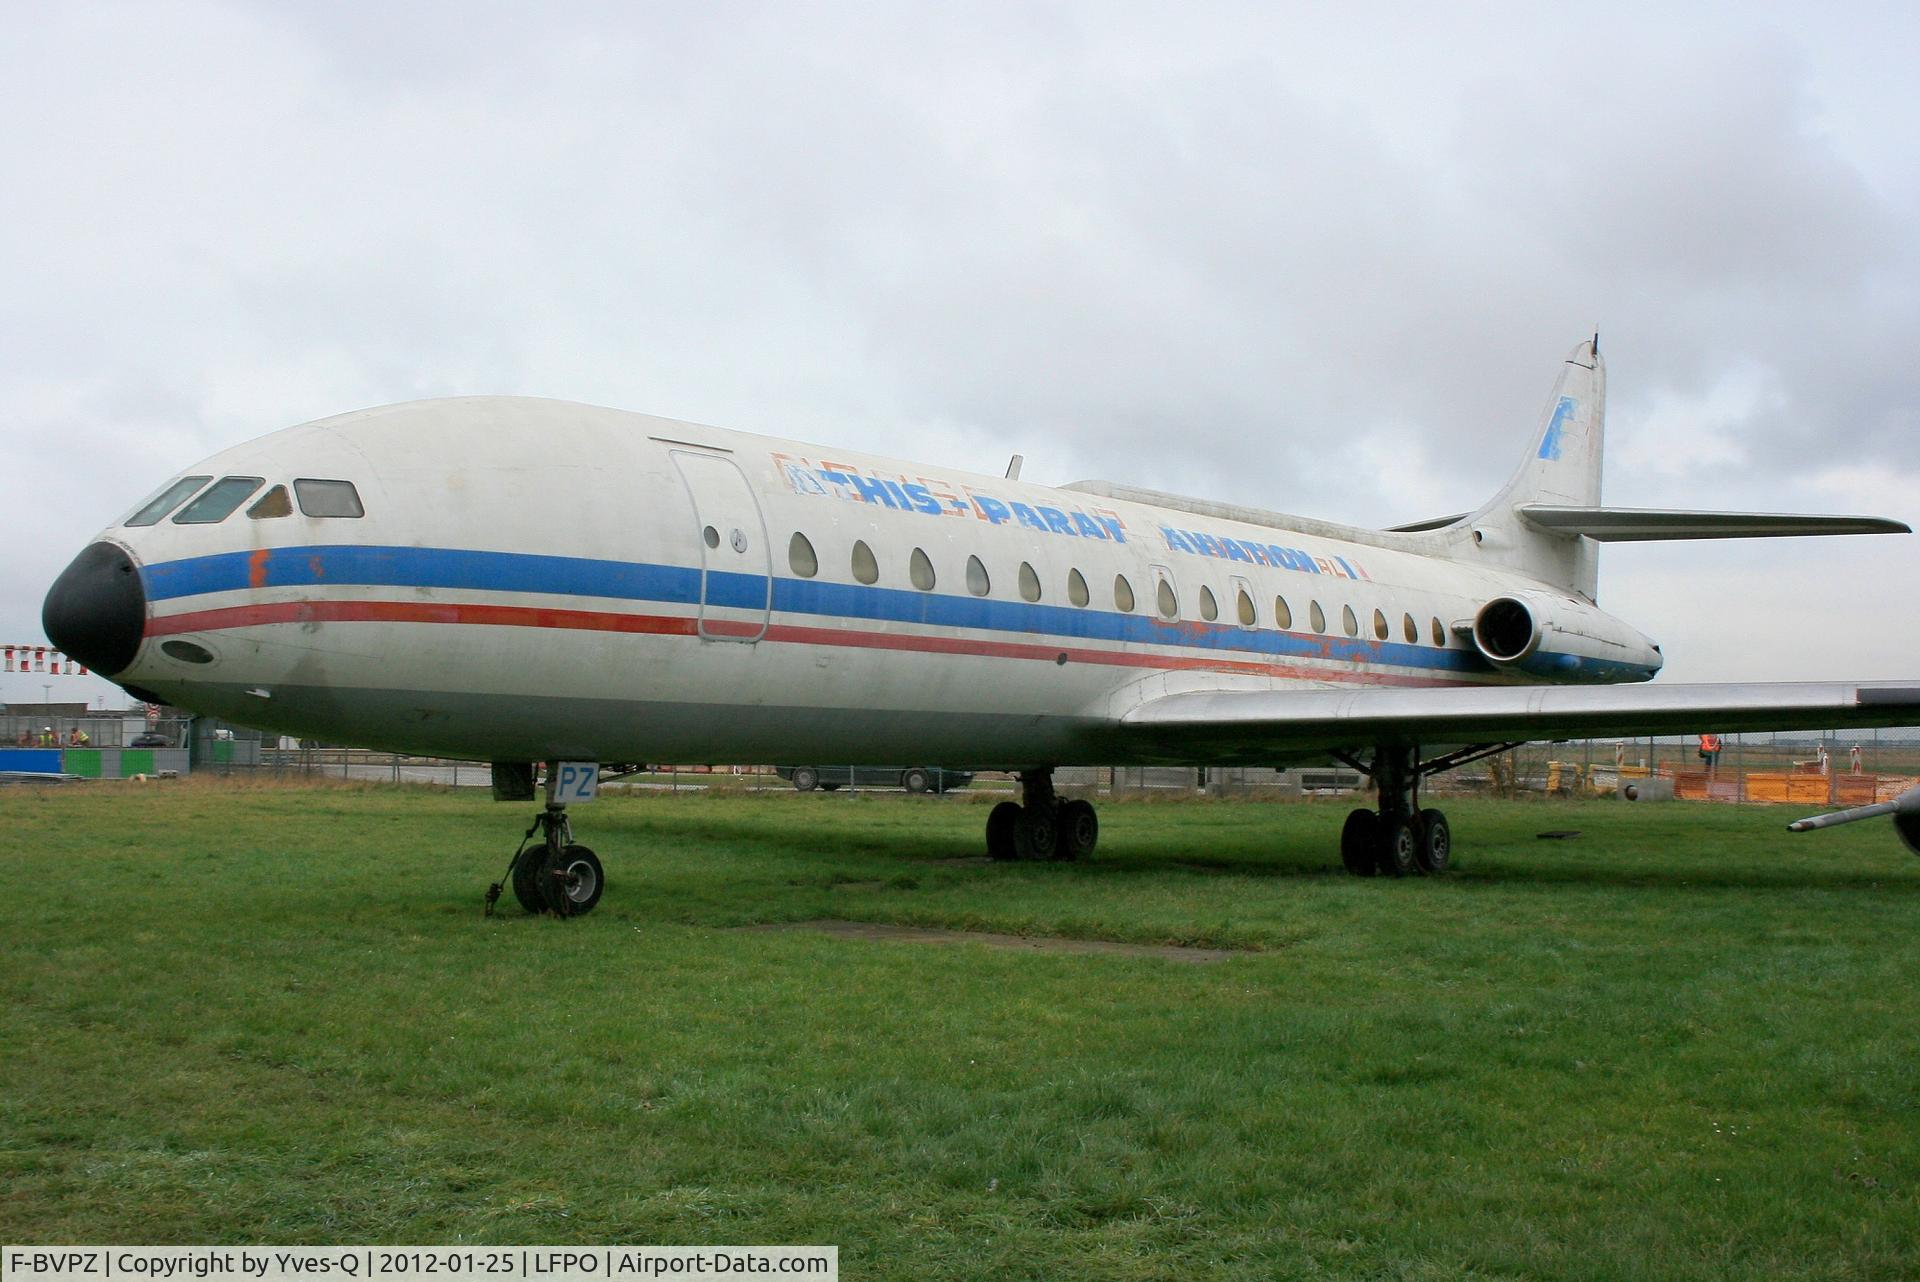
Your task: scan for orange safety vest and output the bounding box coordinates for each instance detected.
[1699,734,1722,753]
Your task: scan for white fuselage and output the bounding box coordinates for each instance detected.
[98,397,1661,768]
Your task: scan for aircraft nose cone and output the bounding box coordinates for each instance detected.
[42,542,146,675]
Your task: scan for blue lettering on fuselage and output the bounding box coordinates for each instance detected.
[851,474,898,508]
[901,482,944,515]
[772,451,1130,544]
[1157,526,1368,581]
[1010,502,1049,532]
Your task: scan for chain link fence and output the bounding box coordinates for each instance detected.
[9,711,1916,805]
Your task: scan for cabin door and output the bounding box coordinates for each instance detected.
[670,450,771,642]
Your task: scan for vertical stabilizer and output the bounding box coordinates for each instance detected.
[1484,336,1605,511]
[1450,337,1606,598]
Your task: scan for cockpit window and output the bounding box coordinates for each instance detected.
[247,485,293,519]
[125,476,211,527]
[294,478,365,518]
[173,476,265,524]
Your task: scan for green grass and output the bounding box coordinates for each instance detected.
[3,781,1917,1279]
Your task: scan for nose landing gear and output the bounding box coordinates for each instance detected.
[486,764,606,917]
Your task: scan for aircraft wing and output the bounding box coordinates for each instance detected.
[1116,681,1920,762]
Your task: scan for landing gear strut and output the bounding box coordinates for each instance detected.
[486,764,606,917]
[986,768,1098,862]
[1334,741,1513,878]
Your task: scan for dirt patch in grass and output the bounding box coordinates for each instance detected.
[743,918,1244,962]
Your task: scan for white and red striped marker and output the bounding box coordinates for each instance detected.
[3,645,88,676]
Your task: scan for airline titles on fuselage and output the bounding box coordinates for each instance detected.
[1156,526,1373,582]
[774,452,1129,541]
[772,450,1373,585]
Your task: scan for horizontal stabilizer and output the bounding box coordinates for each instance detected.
[1383,512,1468,533]
[1515,505,1910,542]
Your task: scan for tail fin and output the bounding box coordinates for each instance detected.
[1455,337,1607,598]
[1480,335,1606,514]
[1447,335,1906,599]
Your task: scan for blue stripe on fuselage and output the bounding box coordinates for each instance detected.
[144,544,702,606]
[140,543,1651,680]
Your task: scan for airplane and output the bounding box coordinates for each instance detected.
[40,336,1920,916]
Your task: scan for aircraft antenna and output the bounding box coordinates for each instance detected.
[1005,454,1024,481]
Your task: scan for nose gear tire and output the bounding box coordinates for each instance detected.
[540,843,605,917]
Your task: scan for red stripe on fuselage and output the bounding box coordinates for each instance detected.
[150,599,704,638]
[147,598,1477,688]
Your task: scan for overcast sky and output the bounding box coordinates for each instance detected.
[4,0,1917,708]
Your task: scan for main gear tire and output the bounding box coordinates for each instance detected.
[1416,808,1452,874]
[1012,807,1059,861]
[1055,799,1099,861]
[986,801,1022,860]
[1340,809,1380,877]
[1377,818,1418,878]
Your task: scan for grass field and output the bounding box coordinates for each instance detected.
[3,780,1917,1279]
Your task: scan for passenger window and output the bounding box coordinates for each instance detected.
[1068,568,1090,607]
[1018,562,1042,602]
[1431,616,1446,646]
[703,525,720,549]
[1310,601,1326,632]
[789,532,819,578]
[1198,586,1218,622]
[1114,575,1136,612]
[293,478,364,518]
[125,476,211,527]
[1275,596,1292,629]
[174,476,265,524]
[851,540,879,585]
[1237,588,1256,626]
[1342,605,1359,637]
[1157,578,1178,618]
[1373,609,1388,640]
[966,555,991,596]
[246,486,292,519]
[1403,612,1417,643]
[910,547,936,591]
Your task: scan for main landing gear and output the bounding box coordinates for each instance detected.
[1332,742,1516,878]
[985,768,1099,862]
[486,765,606,917]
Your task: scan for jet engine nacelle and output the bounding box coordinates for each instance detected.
[1469,592,1663,680]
